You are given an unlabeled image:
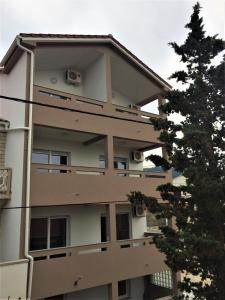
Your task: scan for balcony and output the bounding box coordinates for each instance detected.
[30,125,170,206]
[30,163,170,206]
[30,238,168,299]
[32,85,161,143]
[0,168,12,201]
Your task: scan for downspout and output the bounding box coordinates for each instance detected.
[16,35,34,300]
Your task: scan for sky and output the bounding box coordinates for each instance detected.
[0,0,224,166]
[0,0,224,86]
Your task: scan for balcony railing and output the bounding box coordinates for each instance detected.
[30,238,155,260]
[32,163,106,176]
[30,163,170,206]
[32,163,167,179]
[33,85,160,122]
[0,168,12,200]
[30,238,168,298]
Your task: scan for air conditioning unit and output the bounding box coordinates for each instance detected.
[129,104,140,110]
[131,151,144,163]
[134,205,146,217]
[65,69,82,85]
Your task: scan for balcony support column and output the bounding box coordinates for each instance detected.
[105,134,114,172]
[107,203,117,242]
[108,281,118,300]
[105,50,112,104]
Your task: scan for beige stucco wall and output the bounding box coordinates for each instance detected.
[33,136,144,171]
[0,259,28,300]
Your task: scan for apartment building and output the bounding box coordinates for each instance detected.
[0,34,173,300]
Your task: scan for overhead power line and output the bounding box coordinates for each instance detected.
[0,197,164,210]
[0,94,162,210]
[0,94,154,125]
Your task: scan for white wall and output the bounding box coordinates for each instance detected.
[64,277,144,300]
[31,203,147,247]
[130,277,145,300]
[34,137,105,168]
[83,55,107,102]
[0,53,27,261]
[33,136,143,171]
[31,205,105,246]
[35,69,84,96]
[66,285,108,300]
[0,52,27,126]
[0,259,28,300]
[34,55,107,102]
[112,89,133,107]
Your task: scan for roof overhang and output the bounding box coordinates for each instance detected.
[0,33,172,91]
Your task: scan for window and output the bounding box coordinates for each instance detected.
[30,217,68,251]
[32,150,70,165]
[32,150,70,173]
[114,157,128,170]
[99,156,128,170]
[118,280,130,299]
[51,152,68,165]
[30,218,48,250]
[116,213,130,240]
[32,150,49,164]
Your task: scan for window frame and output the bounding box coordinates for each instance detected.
[32,149,71,166]
[30,216,70,251]
[118,280,131,299]
[116,212,132,241]
[99,155,129,170]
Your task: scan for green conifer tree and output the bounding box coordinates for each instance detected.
[128,3,225,299]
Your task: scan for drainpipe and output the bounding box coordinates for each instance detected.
[16,35,34,300]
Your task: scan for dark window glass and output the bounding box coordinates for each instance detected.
[51,154,68,165]
[32,152,49,164]
[118,280,127,296]
[115,160,127,170]
[101,216,107,242]
[116,213,130,240]
[30,218,48,250]
[50,218,67,248]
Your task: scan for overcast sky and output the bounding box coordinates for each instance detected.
[0,0,224,165]
[1,0,224,87]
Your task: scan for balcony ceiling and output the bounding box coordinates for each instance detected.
[35,47,102,71]
[33,126,157,151]
[111,54,161,104]
[34,126,101,143]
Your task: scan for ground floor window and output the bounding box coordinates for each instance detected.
[118,280,130,299]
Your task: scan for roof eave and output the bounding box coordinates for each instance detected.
[0,35,172,90]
